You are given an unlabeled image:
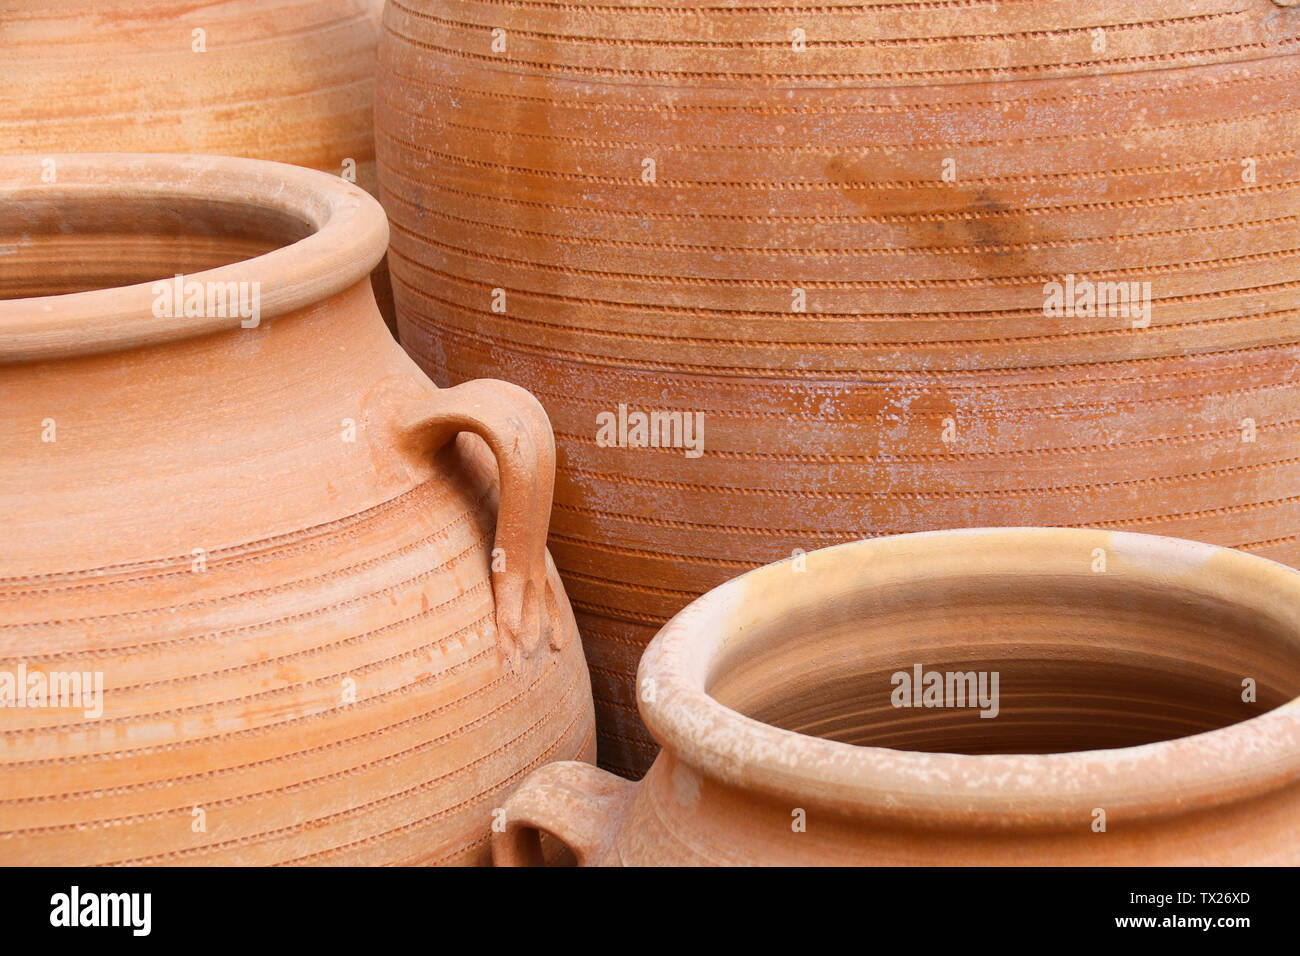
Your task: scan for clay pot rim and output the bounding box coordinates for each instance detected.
[0,153,388,363]
[639,527,1300,828]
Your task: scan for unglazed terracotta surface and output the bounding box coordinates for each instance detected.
[494,529,1300,866]
[0,0,397,333]
[377,0,1300,776]
[0,154,594,865]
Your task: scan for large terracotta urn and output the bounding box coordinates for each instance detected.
[0,0,397,332]
[0,153,594,865]
[495,529,1300,866]
[377,0,1300,776]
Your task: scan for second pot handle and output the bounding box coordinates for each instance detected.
[402,379,555,660]
[493,761,636,866]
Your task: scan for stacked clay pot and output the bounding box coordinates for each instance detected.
[496,530,1300,865]
[376,0,1300,775]
[0,154,594,865]
[0,0,397,332]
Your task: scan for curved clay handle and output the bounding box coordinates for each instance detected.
[492,761,636,866]
[402,379,556,660]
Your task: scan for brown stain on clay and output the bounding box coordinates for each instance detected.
[826,152,1036,279]
[378,1,1300,778]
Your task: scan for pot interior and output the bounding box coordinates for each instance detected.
[1,195,314,299]
[706,567,1300,755]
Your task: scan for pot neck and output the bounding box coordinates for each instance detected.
[0,281,437,576]
[638,529,1300,828]
[0,153,388,363]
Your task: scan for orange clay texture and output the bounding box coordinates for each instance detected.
[377,0,1300,777]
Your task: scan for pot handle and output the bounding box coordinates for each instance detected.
[402,379,555,660]
[493,761,636,866]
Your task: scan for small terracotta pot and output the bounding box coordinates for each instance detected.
[377,0,1300,777]
[495,529,1300,865]
[0,0,396,334]
[0,153,594,865]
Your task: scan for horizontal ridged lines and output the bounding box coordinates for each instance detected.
[377,3,1300,775]
[391,257,1300,371]
[0,482,592,864]
[0,6,377,175]
[385,0,1297,83]
[3,659,589,867]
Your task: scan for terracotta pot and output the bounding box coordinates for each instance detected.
[377,0,1300,776]
[0,153,594,865]
[495,528,1300,866]
[0,0,397,335]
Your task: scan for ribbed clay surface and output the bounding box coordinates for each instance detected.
[0,482,592,866]
[0,0,378,186]
[377,0,1300,776]
[0,0,396,330]
[494,531,1300,865]
[0,157,595,864]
